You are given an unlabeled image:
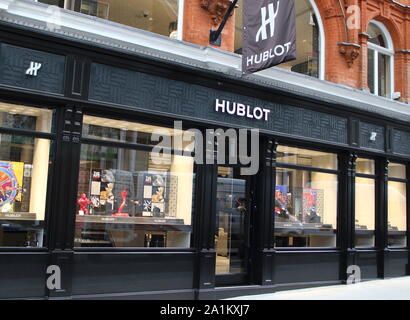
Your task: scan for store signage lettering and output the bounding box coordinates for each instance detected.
[242,0,296,74]
[25,61,42,77]
[214,99,271,121]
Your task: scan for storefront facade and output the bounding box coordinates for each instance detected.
[0,8,409,299]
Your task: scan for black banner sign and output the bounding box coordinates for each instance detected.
[242,0,296,74]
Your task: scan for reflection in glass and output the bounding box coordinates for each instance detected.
[0,134,51,247]
[388,163,406,179]
[82,115,194,151]
[38,0,61,5]
[274,168,338,247]
[355,177,375,247]
[75,142,195,248]
[367,49,375,94]
[388,181,407,247]
[0,103,53,133]
[277,146,337,170]
[378,52,390,97]
[215,167,248,275]
[356,158,375,175]
[368,23,387,47]
[66,0,180,38]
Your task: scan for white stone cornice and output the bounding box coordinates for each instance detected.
[0,0,16,11]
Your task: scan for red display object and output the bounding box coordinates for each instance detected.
[77,193,92,215]
[112,190,129,217]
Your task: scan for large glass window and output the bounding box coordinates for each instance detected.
[234,0,322,78]
[0,103,54,247]
[57,0,182,39]
[215,167,249,276]
[75,116,195,248]
[387,162,407,247]
[355,158,376,248]
[274,146,338,248]
[367,21,394,98]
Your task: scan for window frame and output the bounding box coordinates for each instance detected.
[367,20,395,99]
[387,161,408,249]
[274,145,339,249]
[309,0,325,80]
[354,157,377,249]
[74,113,198,250]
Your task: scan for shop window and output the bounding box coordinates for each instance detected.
[367,21,394,98]
[274,146,338,248]
[75,116,195,248]
[37,0,62,5]
[61,0,183,39]
[0,103,54,248]
[234,0,323,79]
[387,162,407,247]
[355,158,376,248]
[215,167,249,275]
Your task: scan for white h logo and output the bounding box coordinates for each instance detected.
[256,1,280,42]
[26,62,42,77]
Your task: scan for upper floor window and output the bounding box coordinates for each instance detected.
[367,21,394,98]
[38,0,183,40]
[235,0,324,79]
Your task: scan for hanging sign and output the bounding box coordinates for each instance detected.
[242,0,297,74]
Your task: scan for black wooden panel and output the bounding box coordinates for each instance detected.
[71,252,195,295]
[392,130,410,156]
[0,252,48,299]
[349,119,360,146]
[197,250,216,289]
[353,251,378,281]
[273,251,340,284]
[89,63,348,145]
[0,43,65,94]
[360,122,385,151]
[65,56,90,99]
[384,250,408,277]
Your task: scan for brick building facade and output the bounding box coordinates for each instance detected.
[184,0,409,103]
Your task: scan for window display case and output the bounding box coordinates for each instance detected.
[74,116,195,248]
[0,103,53,247]
[274,146,338,248]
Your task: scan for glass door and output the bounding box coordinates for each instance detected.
[215,166,252,286]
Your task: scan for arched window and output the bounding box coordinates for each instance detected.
[367,21,394,98]
[234,0,324,79]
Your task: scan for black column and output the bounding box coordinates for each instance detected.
[45,53,90,298]
[194,134,218,298]
[253,138,275,286]
[376,158,388,279]
[338,152,356,282]
[46,106,83,298]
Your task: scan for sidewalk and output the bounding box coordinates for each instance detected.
[229,277,410,300]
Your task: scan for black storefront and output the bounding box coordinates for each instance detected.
[0,20,409,300]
